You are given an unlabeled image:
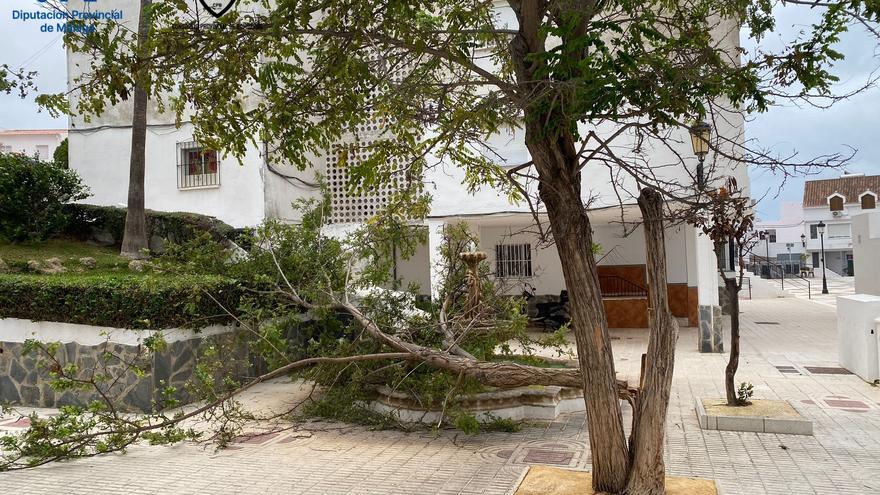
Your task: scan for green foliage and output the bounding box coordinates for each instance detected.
[0,153,89,242]
[1,337,201,471]
[63,203,239,248]
[737,382,754,404]
[52,138,68,169]
[35,0,872,220]
[0,273,242,329]
[0,65,36,98]
[0,239,126,272]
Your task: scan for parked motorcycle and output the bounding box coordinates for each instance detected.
[521,283,570,331]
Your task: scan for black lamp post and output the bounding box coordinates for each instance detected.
[689,121,711,190]
[818,221,829,294]
[800,233,806,248]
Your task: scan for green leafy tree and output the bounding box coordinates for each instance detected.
[28,1,880,492]
[0,153,89,241]
[52,138,68,169]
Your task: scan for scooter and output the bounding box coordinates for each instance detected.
[521,283,570,331]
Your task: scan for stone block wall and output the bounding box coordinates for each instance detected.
[0,325,242,412]
[698,304,724,353]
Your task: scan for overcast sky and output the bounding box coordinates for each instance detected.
[1,0,879,220]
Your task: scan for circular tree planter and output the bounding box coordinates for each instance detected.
[694,398,813,435]
[371,384,586,422]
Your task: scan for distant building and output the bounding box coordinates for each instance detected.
[802,172,880,276]
[752,201,807,275]
[0,129,68,161]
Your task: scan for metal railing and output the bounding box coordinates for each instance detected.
[783,274,812,299]
[749,255,812,299]
[598,275,648,298]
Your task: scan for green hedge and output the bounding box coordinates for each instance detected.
[62,204,245,248]
[0,273,243,329]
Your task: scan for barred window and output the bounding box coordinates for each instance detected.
[177,141,219,189]
[495,243,532,278]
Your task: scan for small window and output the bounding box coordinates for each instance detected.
[767,229,777,243]
[177,141,219,189]
[495,243,532,278]
[809,224,818,239]
[829,195,844,211]
[861,193,876,210]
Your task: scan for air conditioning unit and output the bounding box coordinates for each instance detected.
[832,210,842,217]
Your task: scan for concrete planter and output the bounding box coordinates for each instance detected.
[371,384,586,422]
[694,397,813,435]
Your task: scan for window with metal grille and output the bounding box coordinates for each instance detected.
[177,141,219,189]
[495,244,532,278]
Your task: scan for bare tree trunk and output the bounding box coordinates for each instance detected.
[120,0,151,259]
[724,278,741,405]
[528,135,630,493]
[713,241,743,406]
[626,188,680,494]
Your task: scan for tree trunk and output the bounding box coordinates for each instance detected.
[724,278,741,405]
[120,0,151,259]
[713,241,742,406]
[626,188,680,494]
[527,133,630,493]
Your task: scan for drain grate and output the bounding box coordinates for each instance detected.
[755,321,780,325]
[805,366,853,375]
[775,365,801,375]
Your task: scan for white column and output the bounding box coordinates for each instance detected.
[427,219,446,301]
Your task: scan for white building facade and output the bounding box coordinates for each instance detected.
[801,174,880,277]
[67,1,747,345]
[752,202,807,275]
[0,129,67,161]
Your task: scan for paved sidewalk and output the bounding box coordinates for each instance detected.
[772,276,855,308]
[3,298,880,494]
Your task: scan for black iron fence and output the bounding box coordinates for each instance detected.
[598,275,648,298]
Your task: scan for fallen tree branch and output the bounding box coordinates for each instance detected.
[279,289,636,400]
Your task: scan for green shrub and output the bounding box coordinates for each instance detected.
[0,273,243,329]
[0,153,89,242]
[53,138,68,168]
[63,204,242,248]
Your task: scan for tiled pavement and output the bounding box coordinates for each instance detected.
[3,298,880,494]
[772,275,855,308]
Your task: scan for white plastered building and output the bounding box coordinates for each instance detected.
[67,0,747,346]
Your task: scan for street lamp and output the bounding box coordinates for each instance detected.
[818,221,829,294]
[759,230,771,278]
[689,121,711,190]
[800,233,806,248]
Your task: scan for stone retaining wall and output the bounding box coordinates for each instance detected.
[0,319,241,412]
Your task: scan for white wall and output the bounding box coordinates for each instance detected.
[0,130,67,160]
[0,318,233,346]
[69,124,267,227]
[754,201,807,258]
[431,219,694,297]
[853,212,880,296]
